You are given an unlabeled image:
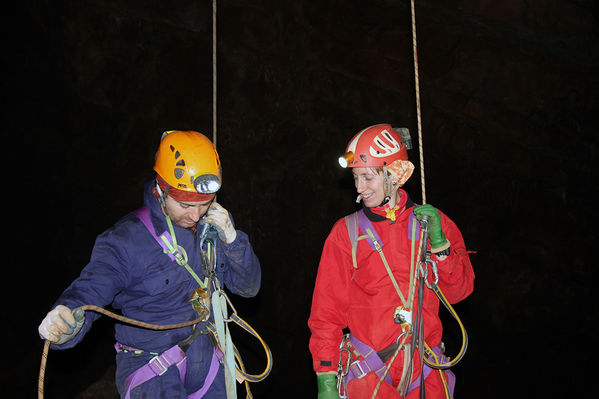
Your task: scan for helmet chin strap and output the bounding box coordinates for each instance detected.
[155,181,169,214]
[381,167,398,207]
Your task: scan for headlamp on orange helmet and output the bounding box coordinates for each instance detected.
[153,130,222,202]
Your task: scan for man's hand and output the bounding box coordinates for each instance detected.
[200,202,237,243]
[38,305,85,344]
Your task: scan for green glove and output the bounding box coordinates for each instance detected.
[317,373,339,399]
[413,204,449,251]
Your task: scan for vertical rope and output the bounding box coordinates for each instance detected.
[410,0,426,204]
[212,0,217,147]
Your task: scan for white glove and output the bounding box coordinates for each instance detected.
[38,305,85,344]
[200,202,237,243]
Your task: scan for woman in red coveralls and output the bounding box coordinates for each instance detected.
[308,124,474,399]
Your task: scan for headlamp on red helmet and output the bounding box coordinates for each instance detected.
[338,151,354,168]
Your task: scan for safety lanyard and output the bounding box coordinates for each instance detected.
[160,215,209,290]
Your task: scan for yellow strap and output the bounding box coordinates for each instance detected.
[205,312,273,382]
[424,348,452,399]
[422,284,468,369]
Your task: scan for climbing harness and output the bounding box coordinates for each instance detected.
[132,205,273,398]
[38,207,272,399]
[341,209,468,399]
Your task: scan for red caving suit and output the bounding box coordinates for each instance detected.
[308,190,474,398]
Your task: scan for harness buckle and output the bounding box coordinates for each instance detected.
[148,355,169,376]
[350,360,368,379]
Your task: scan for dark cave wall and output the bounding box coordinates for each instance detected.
[7,1,598,398]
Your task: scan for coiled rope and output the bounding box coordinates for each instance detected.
[38,305,205,399]
[38,304,272,399]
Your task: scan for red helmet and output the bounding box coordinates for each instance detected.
[339,124,410,168]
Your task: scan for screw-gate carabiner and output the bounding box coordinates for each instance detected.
[418,258,439,289]
[337,335,352,399]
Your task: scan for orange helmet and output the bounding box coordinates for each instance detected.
[338,124,411,168]
[154,130,221,201]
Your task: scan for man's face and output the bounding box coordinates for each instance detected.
[352,167,386,208]
[164,195,213,229]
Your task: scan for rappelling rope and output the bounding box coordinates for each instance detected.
[410,0,426,205]
[409,0,470,381]
[212,0,218,147]
[372,4,465,398]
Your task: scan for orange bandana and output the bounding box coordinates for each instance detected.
[387,159,415,186]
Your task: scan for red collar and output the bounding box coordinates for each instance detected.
[367,189,409,222]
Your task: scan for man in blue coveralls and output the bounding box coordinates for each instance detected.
[38,130,261,398]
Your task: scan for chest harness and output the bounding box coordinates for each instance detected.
[123,206,272,399]
[337,208,467,399]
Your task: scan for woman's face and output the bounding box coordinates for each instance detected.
[352,167,386,208]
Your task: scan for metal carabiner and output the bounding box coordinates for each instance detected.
[337,335,351,399]
[396,330,407,345]
[215,290,237,323]
[420,258,439,289]
[418,260,428,280]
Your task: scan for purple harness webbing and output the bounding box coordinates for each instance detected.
[348,209,420,250]
[188,349,221,399]
[345,337,456,396]
[407,211,420,240]
[116,343,222,399]
[346,333,393,386]
[406,345,456,396]
[356,210,383,250]
[132,206,176,261]
[346,210,384,251]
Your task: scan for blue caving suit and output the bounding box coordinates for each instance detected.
[50,181,261,398]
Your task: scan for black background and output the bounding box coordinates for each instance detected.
[6,1,598,398]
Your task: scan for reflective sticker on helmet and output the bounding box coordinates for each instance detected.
[370,129,402,158]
